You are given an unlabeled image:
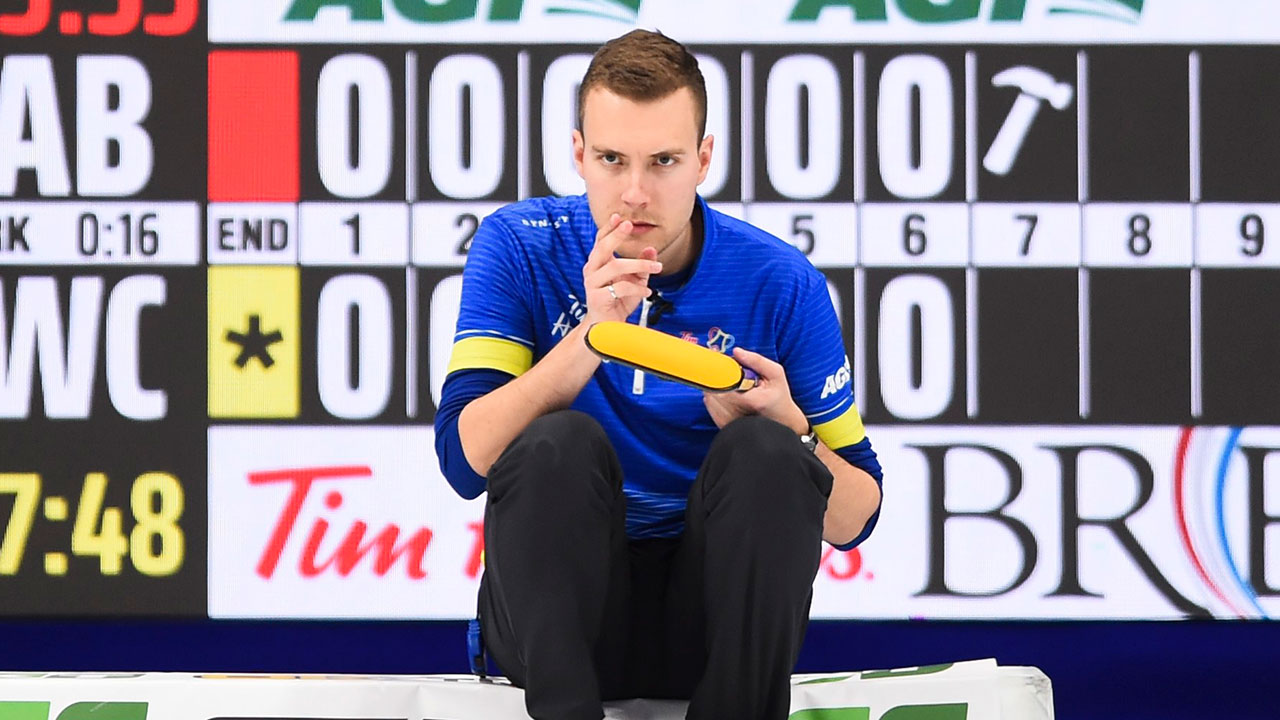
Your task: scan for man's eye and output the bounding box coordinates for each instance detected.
[602,154,619,164]
[656,156,675,166]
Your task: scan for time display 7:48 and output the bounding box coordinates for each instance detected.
[0,471,184,576]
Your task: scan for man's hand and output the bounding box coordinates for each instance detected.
[703,347,808,435]
[582,213,664,326]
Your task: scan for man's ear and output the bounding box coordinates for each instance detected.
[573,128,586,178]
[697,134,715,184]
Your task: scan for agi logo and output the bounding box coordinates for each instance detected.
[791,0,1143,24]
[1046,0,1142,24]
[284,0,641,23]
[543,0,640,23]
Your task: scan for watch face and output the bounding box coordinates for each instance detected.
[801,431,819,453]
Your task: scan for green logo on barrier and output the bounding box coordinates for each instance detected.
[861,662,953,680]
[0,703,49,720]
[799,662,955,686]
[284,0,641,23]
[0,703,147,720]
[882,704,967,720]
[789,0,1143,23]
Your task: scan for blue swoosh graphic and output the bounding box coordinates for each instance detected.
[1215,426,1267,618]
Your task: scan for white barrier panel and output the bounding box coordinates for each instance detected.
[0,660,1052,720]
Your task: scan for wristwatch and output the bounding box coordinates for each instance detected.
[799,423,819,454]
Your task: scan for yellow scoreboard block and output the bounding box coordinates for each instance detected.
[207,266,300,419]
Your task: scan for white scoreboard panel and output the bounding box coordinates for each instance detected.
[2,0,1279,620]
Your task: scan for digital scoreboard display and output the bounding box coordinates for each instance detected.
[1,0,1278,620]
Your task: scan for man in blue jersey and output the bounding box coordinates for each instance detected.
[434,29,883,720]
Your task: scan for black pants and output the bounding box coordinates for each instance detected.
[478,410,833,720]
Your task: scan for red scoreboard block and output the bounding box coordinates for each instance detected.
[208,50,299,202]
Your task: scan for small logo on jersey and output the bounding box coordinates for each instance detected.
[519,214,570,229]
[552,293,586,338]
[679,331,700,344]
[706,327,736,353]
[820,358,852,399]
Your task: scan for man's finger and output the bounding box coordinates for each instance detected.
[601,257,664,281]
[585,261,662,297]
[732,347,784,382]
[585,214,622,268]
[585,214,632,271]
[597,278,652,303]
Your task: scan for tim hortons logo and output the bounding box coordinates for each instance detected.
[249,465,433,579]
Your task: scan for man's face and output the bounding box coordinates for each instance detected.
[573,86,713,269]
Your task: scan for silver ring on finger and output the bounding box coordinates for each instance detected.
[607,283,618,300]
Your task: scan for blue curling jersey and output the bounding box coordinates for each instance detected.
[440,194,879,546]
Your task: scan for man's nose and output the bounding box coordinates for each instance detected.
[621,168,649,207]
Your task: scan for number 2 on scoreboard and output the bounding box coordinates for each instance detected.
[455,213,480,255]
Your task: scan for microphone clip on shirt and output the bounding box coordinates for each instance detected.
[647,290,675,324]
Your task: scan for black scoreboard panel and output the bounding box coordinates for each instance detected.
[1201,270,1280,424]
[1086,47,1190,203]
[0,267,207,615]
[862,48,967,203]
[749,46,856,203]
[848,45,1280,427]
[1087,269,1192,423]
[974,47,1078,203]
[975,269,1079,423]
[6,31,1280,617]
[0,5,207,616]
[1200,49,1280,203]
[297,47,410,204]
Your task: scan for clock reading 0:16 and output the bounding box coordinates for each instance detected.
[0,472,184,576]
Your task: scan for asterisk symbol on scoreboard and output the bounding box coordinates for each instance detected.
[226,314,284,369]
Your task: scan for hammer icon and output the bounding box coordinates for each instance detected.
[983,66,1074,176]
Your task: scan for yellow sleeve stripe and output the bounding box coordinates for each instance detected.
[813,404,867,450]
[446,336,533,377]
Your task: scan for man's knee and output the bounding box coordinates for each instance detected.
[710,416,806,476]
[705,415,830,515]
[490,410,620,498]
[714,414,794,450]
[523,409,609,447]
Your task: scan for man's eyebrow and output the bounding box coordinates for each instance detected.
[588,146,687,158]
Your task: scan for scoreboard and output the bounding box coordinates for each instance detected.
[2,0,1279,621]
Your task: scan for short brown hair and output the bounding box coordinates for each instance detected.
[577,29,707,140]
